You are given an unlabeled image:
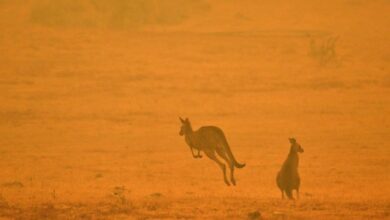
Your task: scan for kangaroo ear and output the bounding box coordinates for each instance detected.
[185,118,189,122]
[179,117,185,123]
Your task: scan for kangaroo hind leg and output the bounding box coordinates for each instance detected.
[216,148,236,186]
[281,189,285,199]
[204,150,230,186]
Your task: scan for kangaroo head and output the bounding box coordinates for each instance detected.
[179,117,192,136]
[289,138,304,153]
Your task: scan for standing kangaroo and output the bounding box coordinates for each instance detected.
[276,138,304,200]
[179,117,245,186]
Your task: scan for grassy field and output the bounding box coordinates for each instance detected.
[0,1,389,219]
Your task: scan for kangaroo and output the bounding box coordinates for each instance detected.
[276,138,304,200]
[179,117,245,186]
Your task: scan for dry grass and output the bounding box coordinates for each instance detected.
[0,0,389,219]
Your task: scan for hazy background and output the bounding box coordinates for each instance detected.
[0,0,389,219]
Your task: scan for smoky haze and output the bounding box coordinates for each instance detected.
[0,0,389,219]
[1,0,209,28]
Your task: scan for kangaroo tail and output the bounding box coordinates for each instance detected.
[220,132,246,168]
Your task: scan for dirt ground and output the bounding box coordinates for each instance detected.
[0,0,389,219]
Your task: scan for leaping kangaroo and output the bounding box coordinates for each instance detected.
[179,117,245,186]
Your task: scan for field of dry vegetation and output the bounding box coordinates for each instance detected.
[0,0,389,219]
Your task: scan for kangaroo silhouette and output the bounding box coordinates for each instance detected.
[179,117,245,186]
[276,138,304,199]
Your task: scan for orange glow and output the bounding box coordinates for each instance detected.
[0,0,389,218]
